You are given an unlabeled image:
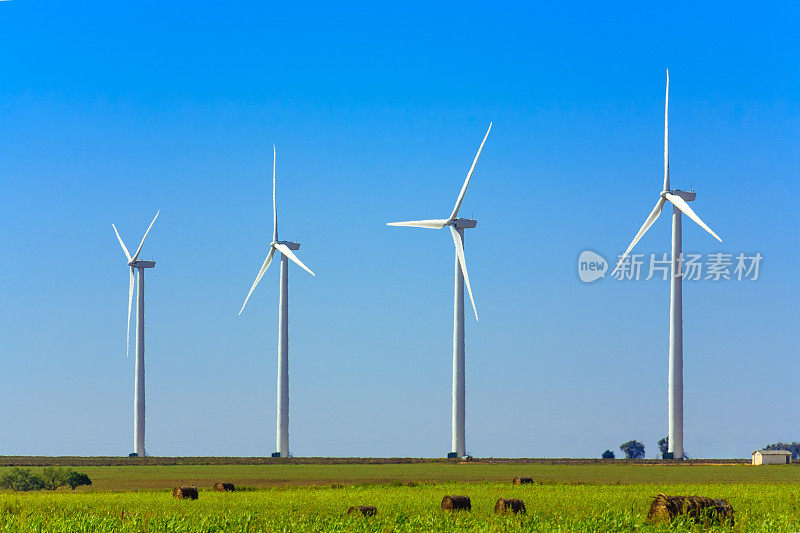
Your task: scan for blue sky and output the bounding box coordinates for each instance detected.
[0,1,797,458]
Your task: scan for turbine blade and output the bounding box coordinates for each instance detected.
[239,247,276,315]
[126,266,134,357]
[664,69,670,192]
[386,219,449,229]
[449,225,478,321]
[131,210,160,262]
[272,145,278,243]
[449,122,492,220]
[274,243,315,277]
[611,197,667,275]
[664,193,723,243]
[112,224,132,262]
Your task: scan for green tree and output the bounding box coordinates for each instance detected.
[601,450,615,459]
[658,436,669,456]
[65,471,92,490]
[619,440,645,459]
[41,466,71,490]
[0,468,46,491]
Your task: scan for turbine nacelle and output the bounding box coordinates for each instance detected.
[128,260,156,268]
[451,218,477,229]
[660,189,696,202]
[271,241,300,251]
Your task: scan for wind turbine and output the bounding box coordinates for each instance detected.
[239,146,315,458]
[387,123,491,459]
[612,70,722,459]
[112,210,159,457]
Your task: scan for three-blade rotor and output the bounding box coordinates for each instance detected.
[612,71,722,275]
[112,210,159,357]
[387,122,492,321]
[239,146,315,316]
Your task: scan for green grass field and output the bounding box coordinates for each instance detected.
[1,462,798,531]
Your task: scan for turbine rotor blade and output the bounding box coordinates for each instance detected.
[239,247,276,315]
[112,224,132,262]
[274,243,315,277]
[386,219,449,229]
[664,69,670,192]
[131,210,160,262]
[272,145,278,243]
[664,193,722,242]
[449,122,492,220]
[126,266,134,357]
[449,225,478,321]
[611,197,667,275]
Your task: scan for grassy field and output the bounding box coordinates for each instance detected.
[0,462,795,491]
[1,462,798,531]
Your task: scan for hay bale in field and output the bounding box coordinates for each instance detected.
[213,482,235,492]
[494,498,526,514]
[347,505,378,517]
[172,486,198,500]
[513,477,533,485]
[441,495,471,511]
[648,494,734,525]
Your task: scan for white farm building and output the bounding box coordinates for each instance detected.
[752,450,792,465]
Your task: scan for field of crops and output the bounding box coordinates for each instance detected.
[1,462,797,491]
[1,462,799,531]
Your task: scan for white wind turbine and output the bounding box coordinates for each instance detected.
[239,146,315,458]
[112,210,159,457]
[388,123,491,458]
[612,70,723,459]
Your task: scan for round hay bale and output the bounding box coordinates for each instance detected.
[648,494,734,525]
[513,477,533,485]
[213,482,235,492]
[347,505,378,517]
[494,498,526,514]
[441,495,471,511]
[172,486,198,500]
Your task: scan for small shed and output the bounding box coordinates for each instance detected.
[752,450,791,465]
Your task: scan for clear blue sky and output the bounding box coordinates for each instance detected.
[1,1,797,458]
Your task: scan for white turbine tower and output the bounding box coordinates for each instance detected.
[239,146,315,458]
[112,210,159,457]
[388,123,491,458]
[612,70,723,459]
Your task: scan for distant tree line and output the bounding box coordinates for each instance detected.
[764,442,800,459]
[603,437,693,459]
[607,436,800,460]
[0,467,92,492]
